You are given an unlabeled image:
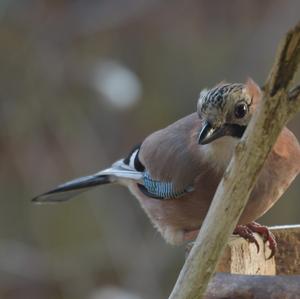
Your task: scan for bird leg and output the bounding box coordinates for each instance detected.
[234,222,277,259]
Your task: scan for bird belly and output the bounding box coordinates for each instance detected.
[127,180,216,245]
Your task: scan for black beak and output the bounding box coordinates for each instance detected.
[198,122,225,145]
[198,122,247,145]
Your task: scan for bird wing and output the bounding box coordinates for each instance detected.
[139,113,204,193]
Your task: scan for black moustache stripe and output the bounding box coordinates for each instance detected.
[227,124,247,138]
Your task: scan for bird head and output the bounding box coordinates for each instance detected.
[197,78,261,145]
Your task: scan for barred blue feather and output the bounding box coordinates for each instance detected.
[143,171,193,199]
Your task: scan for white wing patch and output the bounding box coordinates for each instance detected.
[129,149,139,170]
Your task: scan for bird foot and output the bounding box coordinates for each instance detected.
[246,222,277,259]
[234,222,276,259]
[234,224,260,253]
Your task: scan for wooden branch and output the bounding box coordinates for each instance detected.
[216,233,276,275]
[186,225,300,276]
[222,225,300,275]
[185,226,300,297]
[271,225,300,275]
[186,233,276,276]
[204,273,300,299]
[218,225,300,275]
[266,22,300,96]
[168,21,300,299]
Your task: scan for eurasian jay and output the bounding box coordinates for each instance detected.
[33,79,300,257]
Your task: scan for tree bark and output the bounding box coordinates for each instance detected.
[205,273,300,299]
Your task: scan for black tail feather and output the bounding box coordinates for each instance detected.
[32,174,111,203]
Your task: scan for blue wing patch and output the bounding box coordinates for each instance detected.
[141,171,194,200]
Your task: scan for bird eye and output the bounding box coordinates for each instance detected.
[234,102,248,119]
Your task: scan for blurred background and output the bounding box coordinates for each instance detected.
[0,1,300,298]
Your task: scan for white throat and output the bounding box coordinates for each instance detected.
[201,136,238,173]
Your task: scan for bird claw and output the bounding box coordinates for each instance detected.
[234,222,277,259]
[246,222,277,259]
[233,225,260,253]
